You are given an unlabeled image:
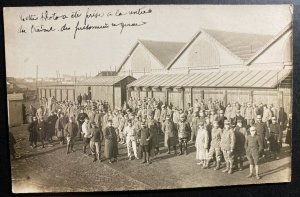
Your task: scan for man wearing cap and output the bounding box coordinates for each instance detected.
[162,115,178,154]
[177,114,191,155]
[148,115,160,155]
[207,121,223,170]
[64,117,79,154]
[245,126,263,179]
[220,120,236,174]
[268,117,282,160]
[217,110,227,129]
[232,110,245,127]
[77,109,88,141]
[245,103,254,126]
[233,120,247,171]
[89,122,103,162]
[55,112,67,145]
[253,115,269,158]
[138,121,152,164]
[104,119,118,163]
[123,120,139,160]
[28,116,38,148]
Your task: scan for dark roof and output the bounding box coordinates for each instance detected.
[139,40,185,68]
[128,69,291,89]
[95,71,117,77]
[204,29,273,62]
[77,76,133,86]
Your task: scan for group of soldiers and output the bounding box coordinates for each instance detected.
[25,95,292,180]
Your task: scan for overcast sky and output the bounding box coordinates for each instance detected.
[4,4,292,78]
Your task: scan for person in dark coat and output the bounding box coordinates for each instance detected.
[9,131,17,160]
[148,115,160,155]
[77,109,88,140]
[104,119,118,163]
[245,126,263,180]
[138,121,152,164]
[46,111,58,144]
[268,117,283,160]
[77,94,83,106]
[64,117,79,154]
[37,117,47,148]
[285,113,292,152]
[253,115,269,158]
[55,113,67,145]
[233,120,247,171]
[162,115,178,154]
[28,116,38,148]
[177,114,191,155]
[90,122,103,162]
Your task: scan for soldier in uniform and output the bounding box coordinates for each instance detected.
[245,103,253,126]
[123,120,139,160]
[148,115,160,155]
[220,120,236,174]
[162,115,178,154]
[177,114,191,155]
[37,117,47,148]
[245,126,263,180]
[253,115,269,158]
[28,116,38,148]
[190,111,200,142]
[268,117,282,160]
[138,121,152,164]
[233,120,247,171]
[217,110,227,129]
[77,109,88,140]
[65,117,79,154]
[207,121,223,170]
[104,119,118,163]
[89,122,103,162]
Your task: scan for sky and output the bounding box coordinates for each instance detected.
[4,4,292,78]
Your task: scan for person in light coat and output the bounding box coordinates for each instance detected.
[195,120,209,169]
[123,120,139,160]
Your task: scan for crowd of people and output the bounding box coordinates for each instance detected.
[21,94,292,180]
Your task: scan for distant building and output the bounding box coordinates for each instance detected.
[95,71,117,77]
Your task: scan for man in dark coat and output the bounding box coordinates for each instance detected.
[177,114,191,155]
[55,113,67,145]
[90,122,103,162]
[28,116,38,148]
[77,94,83,106]
[268,117,283,160]
[138,121,152,164]
[46,111,58,145]
[64,117,79,154]
[253,115,269,158]
[104,119,118,163]
[233,120,247,171]
[217,110,227,129]
[37,117,47,148]
[162,115,178,154]
[77,109,88,140]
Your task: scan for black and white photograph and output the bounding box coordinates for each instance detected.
[4,4,293,193]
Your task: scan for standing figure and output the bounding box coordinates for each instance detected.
[77,109,88,141]
[207,121,223,170]
[46,111,58,144]
[81,117,91,154]
[233,120,247,171]
[90,122,103,162]
[55,113,67,145]
[77,93,82,106]
[268,117,282,160]
[190,111,200,142]
[253,115,269,158]
[9,131,17,160]
[162,115,178,154]
[104,120,118,163]
[37,117,47,148]
[285,114,292,152]
[177,114,191,155]
[148,116,160,155]
[245,126,263,180]
[220,120,236,174]
[138,121,152,164]
[123,120,139,160]
[28,116,38,148]
[195,121,209,169]
[64,117,79,154]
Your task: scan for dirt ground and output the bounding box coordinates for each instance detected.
[9,124,291,193]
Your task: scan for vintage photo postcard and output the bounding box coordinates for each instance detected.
[4,4,293,193]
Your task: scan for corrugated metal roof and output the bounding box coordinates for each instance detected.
[204,29,273,62]
[128,69,291,88]
[139,40,186,68]
[77,76,131,86]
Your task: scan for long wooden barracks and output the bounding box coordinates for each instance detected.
[38,22,292,115]
[120,23,293,115]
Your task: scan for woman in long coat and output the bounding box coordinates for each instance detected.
[28,116,38,147]
[162,115,178,154]
[104,120,118,163]
[195,121,209,168]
